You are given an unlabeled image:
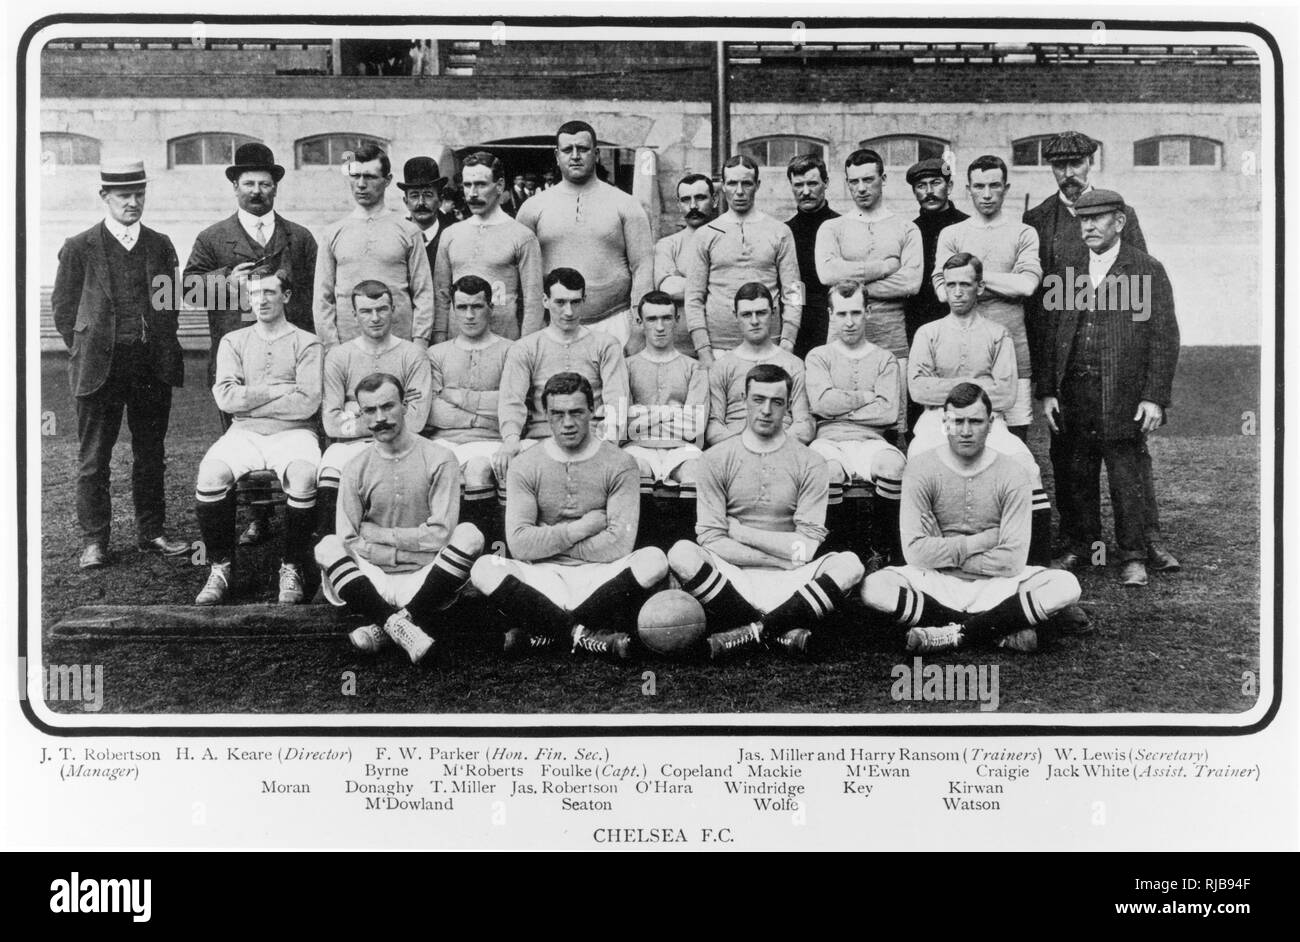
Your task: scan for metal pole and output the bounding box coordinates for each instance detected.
[713,41,730,175]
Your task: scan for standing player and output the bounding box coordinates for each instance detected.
[315,373,484,663]
[623,291,709,495]
[668,364,865,660]
[425,275,515,534]
[652,172,718,357]
[469,373,668,660]
[705,283,814,447]
[909,253,1052,563]
[314,142,435,348]
[806,280,907,564]
[316,280,431,536]
[861,383,1081,653]
[493,268,630,484]
[193,267,323,605]
[517,120,653,352]
[431,151,544,344]
[783,153,841,359]
[685,155,802,364]
[933,155,1042,442]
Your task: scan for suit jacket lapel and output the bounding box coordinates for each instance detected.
[85,221,113,297]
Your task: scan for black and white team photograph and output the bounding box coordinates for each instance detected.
[24,16,1271,722]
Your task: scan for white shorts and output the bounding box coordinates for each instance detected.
[809,438,904,484]
[895,357,909,430]
[622,443,702,482]
[909,408,1043,489]
[507,558,633,611]
[436,439,504,469]
[319,439,372,478]
[203,427,320,484]
[586,309,633,350]
[705,549,830,615]
[322,553,439,610]
[884,564,1047,614]
[1004,377,1033,428]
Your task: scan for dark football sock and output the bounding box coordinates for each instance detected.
[869,494,902,563]
[961,592,1039,645]
[762,573,842,636]
[488,574,573,639]
[321,555,393,625]
[315,484,338,537]
[283,503,317,571]
[893,587,966,628]
[1029,507,1053,567]
[405,542,480,624]
[679,560,762,632]
[571,566,656,634]
[195,491,236,564]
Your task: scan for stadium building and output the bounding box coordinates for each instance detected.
[37,36,1264,347]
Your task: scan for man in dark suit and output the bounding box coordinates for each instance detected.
[1038,189,1179,587]
[397,156,451,272]
[52,160,189,569]
[184,143,318,546]
[1024,132,1175,574]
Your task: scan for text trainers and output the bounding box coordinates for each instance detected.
[906,622,964,654]
[349,623,389,653]
[278,563,305,604]
[570,625,632,661]
[382,609,434,664]
[706,622,763,661]
[503,627,557,657]
[195,561,232,606]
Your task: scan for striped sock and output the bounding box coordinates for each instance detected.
[283,491,317,570]
[194,487,235,564]
[405,541,481,623]
[762,573,842,635]
[679,560,762,632]
[322,555,392,624]
[892,586,965,628]
[961,590,1044,645]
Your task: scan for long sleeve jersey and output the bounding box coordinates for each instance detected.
[432,215,544,341]
[425,335,513,442]
[214,324,322,434]
[900,448,1030,578]
[497,329,630,445]
[625,350,709,447]
[705,346,814,446]
[907,313,1018,413]
[652,226,707,357]
[505,438,640,565]
[695,435,830,550]
[338,435,462,573]
[322,335,431,440]
[804,341,901,441]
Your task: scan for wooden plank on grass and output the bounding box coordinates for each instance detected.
[49,604,357,641]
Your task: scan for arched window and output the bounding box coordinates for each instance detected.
[41,132,101,167]
[168,132,261,168]
[1012,134,1104,170]
[295,133,391,168]
[860,134,949,170]
[1134,135,1222,168]
[737,135,826,171]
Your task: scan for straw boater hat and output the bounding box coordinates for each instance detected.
[99,159,150,188]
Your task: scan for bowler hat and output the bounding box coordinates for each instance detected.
[99,159,150,188]
[225,142,285,183]
[906,157,950,186]
[1073,188,1126,216]
[397,156,447,191]
[1042,131,1099,163]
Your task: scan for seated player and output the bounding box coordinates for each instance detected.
[194,266,323,605]
[623,290,708,493]
[315,372,484,663]
[806,279,907,563]
[705,282,814,447]
[425,274,515,523]
[317,280,431,536]
[492,268,631,485]
[469,372,668,661]
[909,252,1051,561]
[668,364,865,660]
[861,382,1081,653]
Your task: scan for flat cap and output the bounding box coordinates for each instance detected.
[906,157,950,185]
[1073,188,1126,216]
[1042,131,1099,162]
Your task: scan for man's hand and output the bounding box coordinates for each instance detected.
[778,337,795,353]
[491,441,521,485]
[568,509,608,542]
[359,522,386,543]
[1042,396,1062,434]
[228,261,255,288]
[1135,400,1163,433]
[726,516,742,540]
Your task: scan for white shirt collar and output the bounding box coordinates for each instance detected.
[1088,239,1122,284]
[237,209,275,244]
[420,219,440,244]
[103,216,140,245]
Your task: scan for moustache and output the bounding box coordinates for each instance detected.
[685,209,708,220]
[371,422,395,432]
[469,200,486,207]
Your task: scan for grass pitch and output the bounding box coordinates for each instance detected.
[36,348,1263,717]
